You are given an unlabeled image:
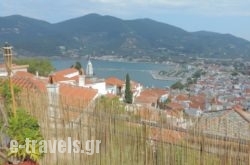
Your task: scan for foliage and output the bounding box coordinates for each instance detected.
[124,73,133,104]
[192,69,204,79]
[7,109,44,162]
[71,61,83,75]
[231,71,238,76]
[186,69,206,87]
[2,15,250,59]
[14,58,54,76]
[171,81,185,90]
[0,80,21,115]
[186,77,197,86]
[94,96,125,114]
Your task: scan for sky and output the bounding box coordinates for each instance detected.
[1,0,250,41]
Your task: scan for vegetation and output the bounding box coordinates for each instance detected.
[7,109,44,162]
[71,61,83,75]
[192,69,205,79]
[186,69,206,87]
[1,15,250,58]
[0,79,43,164]
[0,80,21,115]
[124,73,133,104]
[171,81,185,90]
[231,71,238,76]
[11,89,250,165]
[14,58,54,76]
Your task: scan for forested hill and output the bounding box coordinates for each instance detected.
[1,14,250,59]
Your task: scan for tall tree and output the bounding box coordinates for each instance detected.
[124,73,133,104]
[71,61,83,75]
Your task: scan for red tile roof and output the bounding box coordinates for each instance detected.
[166,102,184,111]
[105,77,124,87]
[12,71,47,92]
[59,84,98,120]
[138,107,160,121]
[175,94,189,102]
[150,127,185,143]
[59,84,98,108]
[53,68,79,82]
[135,88,168,105]
[15,71,35,78]
[245,88,250,94]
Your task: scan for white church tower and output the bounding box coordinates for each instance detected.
[86,56,93,77]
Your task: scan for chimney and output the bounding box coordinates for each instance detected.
[47,74,60,118]
[137,83,142,97]
[36,71,39,78]
[79,75,85,87]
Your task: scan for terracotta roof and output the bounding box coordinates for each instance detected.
[137,107,160,121]
[54,68,79,76]
[245,88,250,94]
[15,71,35,78]
[175,94,189,102]
[12,71,46,92]
[59,84,98,108]
[59,84,98,121]
[53,68,79,83]
[105,77,124,87]
[189,94,206,110]
[135,88,168,105]
[166,102,184,111]
[150,127,185,143]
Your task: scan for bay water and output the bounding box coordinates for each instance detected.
[52,58,175,88]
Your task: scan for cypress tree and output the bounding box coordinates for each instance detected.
[125,73,133,104]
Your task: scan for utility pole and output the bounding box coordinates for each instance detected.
[2,43,16,117]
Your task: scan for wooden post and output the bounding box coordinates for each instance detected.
[2,43,16,117]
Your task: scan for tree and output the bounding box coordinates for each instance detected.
[171,81,185,90]
[124,73,133,104]
[14,58,54,77]
[71,61,83,75]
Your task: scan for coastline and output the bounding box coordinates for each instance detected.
[150,71,181,81]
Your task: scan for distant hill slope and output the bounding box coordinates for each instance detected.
[1,13,250,59]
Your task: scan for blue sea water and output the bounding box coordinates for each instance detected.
[52,58,175,88]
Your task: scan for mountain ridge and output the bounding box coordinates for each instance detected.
[0,13,250,59]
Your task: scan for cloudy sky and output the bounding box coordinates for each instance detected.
[1,0,250,40]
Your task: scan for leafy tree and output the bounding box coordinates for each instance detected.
[171,81,185,90]
[71,61,83,75]
[14,58,54,76]
[124,73,133,104]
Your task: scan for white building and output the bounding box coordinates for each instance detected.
[86,59,93,77]
[0,64,29,77]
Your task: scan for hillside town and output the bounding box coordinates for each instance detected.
[1,44,250,143]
